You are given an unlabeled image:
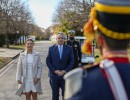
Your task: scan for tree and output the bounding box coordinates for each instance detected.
[52,0,94,36]
[0,0,34,47]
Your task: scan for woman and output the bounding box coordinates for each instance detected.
[16,38,43,100]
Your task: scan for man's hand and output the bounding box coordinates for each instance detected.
[54,70,61,75]
[54,70,66,76]
[34,78,40,85]
[61,70,67,75]
[58,70,67,76]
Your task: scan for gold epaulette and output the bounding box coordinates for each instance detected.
[64,68,83,99]
[83,62,99,69]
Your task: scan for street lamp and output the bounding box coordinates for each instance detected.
[81,29,83,33]
[16,31,19,45]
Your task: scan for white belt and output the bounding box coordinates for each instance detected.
[100,59,128,100]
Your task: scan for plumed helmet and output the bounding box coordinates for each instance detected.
[82,0,130,55]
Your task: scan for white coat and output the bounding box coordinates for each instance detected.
[16,51,43,96]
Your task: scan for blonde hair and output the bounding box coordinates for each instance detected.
[25,38,34,43]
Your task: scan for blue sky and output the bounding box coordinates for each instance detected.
[24,0,61,29]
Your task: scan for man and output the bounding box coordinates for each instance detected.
[64,0,130,100]
[65,30,81,69]
[46,32,74,100]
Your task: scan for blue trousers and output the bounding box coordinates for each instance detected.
[50,78,65,100]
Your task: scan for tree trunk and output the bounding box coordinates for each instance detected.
[5,32,9,48]
[23,35,25,44]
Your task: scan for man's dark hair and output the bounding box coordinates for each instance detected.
[99,31,130,51]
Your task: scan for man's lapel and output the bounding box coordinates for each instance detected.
[54,45,60,60]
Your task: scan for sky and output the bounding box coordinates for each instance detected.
[24,0,61,29]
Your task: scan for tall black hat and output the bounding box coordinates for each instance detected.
[82,0,130,54]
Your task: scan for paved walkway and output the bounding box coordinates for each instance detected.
[0,48,23,58]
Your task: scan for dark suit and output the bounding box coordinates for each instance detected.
[46,44,74,100]
[66,40,81,69]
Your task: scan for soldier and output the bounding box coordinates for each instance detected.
[64,0,130,100]
[65,30,81,69]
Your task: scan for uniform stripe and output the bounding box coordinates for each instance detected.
[100,59,128,100]
[95,2,130,14]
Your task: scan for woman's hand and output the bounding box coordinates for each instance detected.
[34,78,40,85]
[18,80,22,84]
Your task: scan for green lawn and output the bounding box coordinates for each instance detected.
[9,44,24,50]
[94,48,130,63]
[128,49,130,59]
[0,57,10,69]
[94,48,102,63]
[0,44,24,69]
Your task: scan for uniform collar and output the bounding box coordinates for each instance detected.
[103,51,129,63]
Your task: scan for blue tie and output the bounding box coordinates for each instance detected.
[59,46,62,59]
